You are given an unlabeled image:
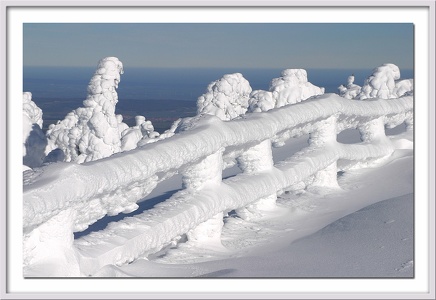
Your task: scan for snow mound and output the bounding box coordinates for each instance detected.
[248,69,325,112]
[23,92,47,168]
[197,73,252,121]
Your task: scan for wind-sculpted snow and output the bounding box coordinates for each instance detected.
[23,92,47,168]
[338,64,413,100]
[197,73,252,120]
[248,69,325,112]
[23,94,413,233]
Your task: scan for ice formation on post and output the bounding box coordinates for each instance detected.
[248,69,325,112]
[197,73,252,121]
[23,92,47,168]
[45,57,124,163]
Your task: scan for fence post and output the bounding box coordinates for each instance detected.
[235,139,277,220]
[182,149,224,190]
[308,115,339,189]
[358,116,387,143]
[182,149,224,243]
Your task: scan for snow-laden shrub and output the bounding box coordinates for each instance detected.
[197,73,252,121]
[338,64,414,100]
[248,69,324,112]
[357,63,413,100]
[46,57,124,163]
[23,92,47,168]
[393,79,414,98]
[338,74,362,99]
[270,69,325,108]
[247,90,275,113]
[121,115,160,151]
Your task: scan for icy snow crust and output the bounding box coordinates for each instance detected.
[23,93,412,274]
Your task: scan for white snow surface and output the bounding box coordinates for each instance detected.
[94,150,412,278]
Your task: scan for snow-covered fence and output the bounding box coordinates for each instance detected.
[23,93,413,275]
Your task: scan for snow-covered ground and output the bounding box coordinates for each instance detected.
[88,129,413,278]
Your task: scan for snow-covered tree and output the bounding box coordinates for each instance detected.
[197,73,252,121]
[247,90,275,113]
[248,69,324,112]
[357,64,413,100]
[46,57,124,163]
[270,69,325,107]
[338,64,413,100]
[23,92,47,168]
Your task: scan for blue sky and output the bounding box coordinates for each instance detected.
[23,23,413,70]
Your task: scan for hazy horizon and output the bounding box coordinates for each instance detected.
[23,23,414,70]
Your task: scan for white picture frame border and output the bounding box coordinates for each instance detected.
[1,1,434,299]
